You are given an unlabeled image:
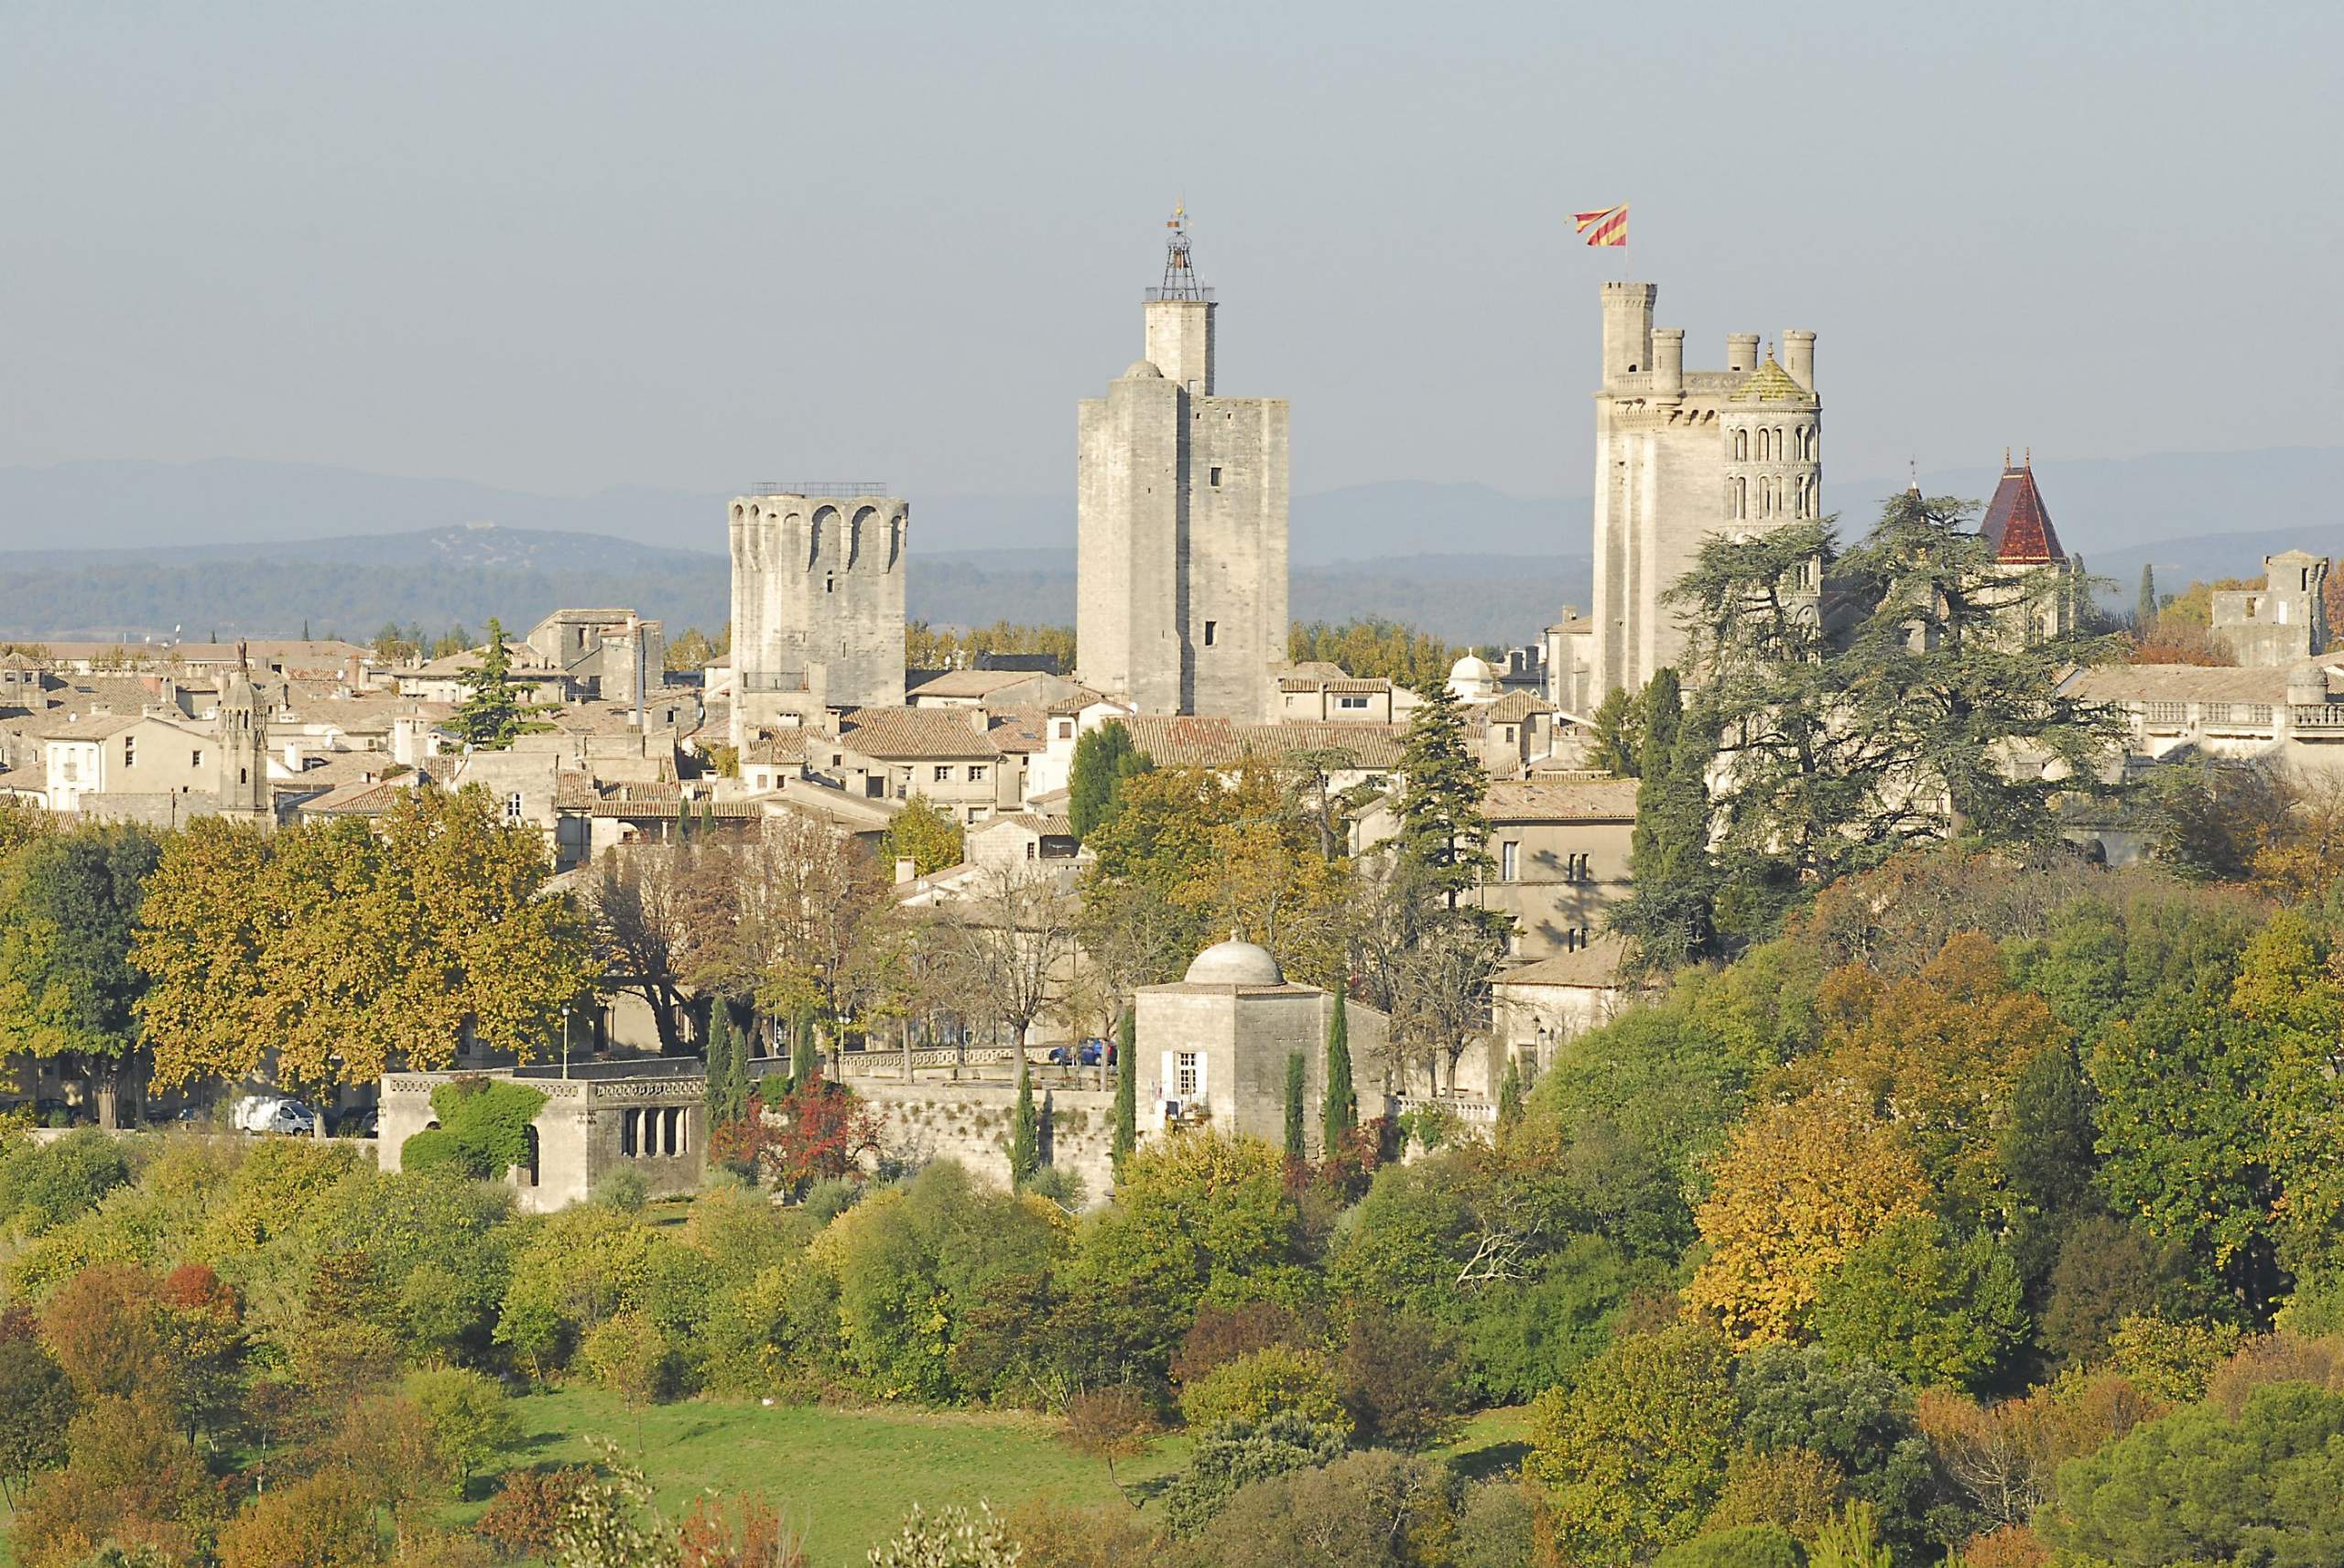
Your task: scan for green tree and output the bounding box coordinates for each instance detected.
[1586,685,1641,777]
[1010,1049,1039,1189]
[0,1316,73,1509]
[1669,491,2121,932]
[2044,1382,2344,1565]
[879,795,965,877]
[1525,1323,1740,1567]
[448,617,552,750]
[1282,1052,1306,1161]
[0,824,166,1127]
[1159,1411,1349,1540]
[1655,1526,1805,1568]
[1069,721,1150,840]
[1811,1217,2029,1393]
[1112,1008,1137,1171]
[1613,689,1721,969]
[1732,1345,1948,1562]
[405,1366,520,1497]
[2136,561,2157,628]
[1323,988,1357,1151]
[1393,678,1494,911]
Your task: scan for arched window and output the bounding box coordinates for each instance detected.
[519,1125,540,1187]
[1733,477,1747,519]
[1732,428,1748,461]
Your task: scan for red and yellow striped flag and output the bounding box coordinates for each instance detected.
[1574,204,1629,247]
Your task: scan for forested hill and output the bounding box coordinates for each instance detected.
[0,527,1588,647]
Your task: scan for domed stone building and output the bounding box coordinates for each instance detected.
[1131,935,1389,1154]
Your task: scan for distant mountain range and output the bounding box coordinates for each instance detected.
[1,447,2337,643]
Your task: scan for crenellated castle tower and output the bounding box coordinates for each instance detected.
[1573,282,1820,708]
[728,490,907,745]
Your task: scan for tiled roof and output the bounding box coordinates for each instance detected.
[35,713,145,741]
[743,730,811,765]
[1479,690,1556,723]
[906,668,1036,698]
[2067,663,2300,705]
[1119,716,1408,771]
[1728,356,1812,405]
[980,813,1076,837]
[302,778,411,816]
[566,780,768,819]
[839,707,1004,761]
[1494,935,1630,989]
[1980,462,2067,564]
[1483,778,1640,823]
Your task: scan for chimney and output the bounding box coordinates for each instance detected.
[968,707,992,735]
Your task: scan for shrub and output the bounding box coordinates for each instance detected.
[1706,1447,1845,1541]
[599,1166,651,1213]
[580,1311,675,1404]
[1160,1411,1348,1537]
[217,1466,379,1568]
[1188,1449,1458,1568]
[1179,1344,1345,1433]
[1337,1309,1461,1451]
[1171,1302,1301,1387]
[1654,1523,1806,1568]
[866,1501,1020,1567]
[477,1466,595,1558]
[404,1366,519,1496]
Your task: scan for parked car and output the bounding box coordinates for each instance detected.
[1047,1039,1108,1067]
[231,1094,288,1133]
[266,1100,318,1136]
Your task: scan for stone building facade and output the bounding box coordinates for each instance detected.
[2212,551,2329,667]
[1077,222,1289,722]
[1582,282,1820,708]
[729,489,908,745]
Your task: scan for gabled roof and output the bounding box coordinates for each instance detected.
[1494,935,1630,989]
[1483,777,1640,823]
[1478,690,1556,724]
[837,707,1005,761]
[1980,461,2067,564]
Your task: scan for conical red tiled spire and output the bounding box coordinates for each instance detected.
[1980,453,2065,564]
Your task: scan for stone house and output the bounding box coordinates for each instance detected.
[1492,935,1634,1079]
[2211,552,2329,667]
[1471,776,1638,961]
[525,609,667,708]
[830,707,1028,826]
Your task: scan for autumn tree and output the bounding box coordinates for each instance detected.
[877,794,965,877]
[587,840,711,1054]
[135,786,593,1095]
[1685,1091,1933,1346]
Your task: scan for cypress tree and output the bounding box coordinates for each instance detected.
[1633,667,1683,777]
[1614,703,1722,970]
[722,1011,750,1124]
[789,1009,818,1090]
[1323,988,1357,1150]
[1112,1007,1137,1171]
[1496,1055,1525,1130]
[2137,563,2158,629]
[1010,1047,1039,1187]
[1068,720,1136,839]
[1283,1052,1307,1160]
[705,1009,734,1123]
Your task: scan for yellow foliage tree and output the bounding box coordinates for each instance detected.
[1685,1090,1932,1346]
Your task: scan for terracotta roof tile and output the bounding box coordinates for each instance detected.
[838,707,1005,761]
[1980,462,2067,564]
[1483,778,1640,823]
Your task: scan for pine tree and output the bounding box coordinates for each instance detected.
[449,617,550,752]
[1323,988,1357,1150]
[2137,562,2158,629]
[1010,1047,1039,1187]
[1613,687,1721,970]
[1394,678,1495,910]
[1112,1007,1137,1171]
[1283,1052,1307,1160]
[1586,685,1642,777]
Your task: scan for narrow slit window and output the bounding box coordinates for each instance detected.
[1203,621,1218,646]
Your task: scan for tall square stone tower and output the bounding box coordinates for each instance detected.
[1078,216,1289,721]
[1586,283,1820,706]
[728,489,906,745]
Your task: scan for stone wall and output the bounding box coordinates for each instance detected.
[730,493,907,741]
[854,1077,1121,1206]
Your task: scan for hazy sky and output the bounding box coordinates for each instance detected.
[5,0,2339,516]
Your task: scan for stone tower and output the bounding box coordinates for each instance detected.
[217,641,271,822]
[1077,213,1289,721]
[728,490,907,745]
[1585,283,1819,706]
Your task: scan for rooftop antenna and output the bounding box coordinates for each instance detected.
[1157,200,1206,300]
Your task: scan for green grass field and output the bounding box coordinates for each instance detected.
[0,1395,1528,1568]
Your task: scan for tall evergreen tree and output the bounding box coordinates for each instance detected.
[1496,1054,1525,1129]
[1632,667,1683,776]
[1394,678,1495,910]
[1010,1047,1039,1187]
[1585,685,1641,777]
[449,617,551,751]
[1283,1052,1307,1160]
[1112,1007,1137,1171]
[789,1010,819,1089]
[1323,988,1357,1150]
[704,1009,737,1123]
[1613,696,1723,970]
[2137,562,2158,629]
[1069,721,1140,839]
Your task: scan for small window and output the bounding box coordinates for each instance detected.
[934,764,952,783]
[1336,695,1368,711]
[967,806,991,824]
[1177,1051,1200,1098]
[1025,841,1036,860]
[1203,621,1218,647]
[1501,841,1519,882]
[191,750,203,767]
[505,792,525,821]
[1209,466,1222,487]
[826,573,836,595]
[1056,720,1073,739]
[968,764,987,783]
[123,737,136,767]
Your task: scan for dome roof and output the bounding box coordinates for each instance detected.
[1184,937,1286,987]
[1122,359,1165,379]
[1449,654,1496,682]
